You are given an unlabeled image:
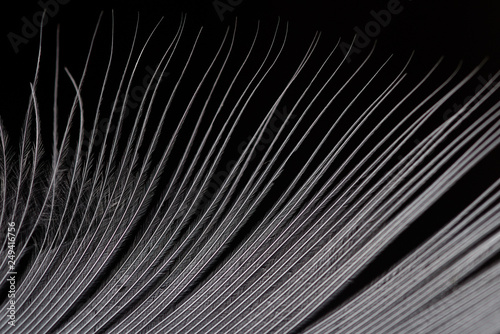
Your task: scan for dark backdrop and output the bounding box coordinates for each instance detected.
[2,0,500,129]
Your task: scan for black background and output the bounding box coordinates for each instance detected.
[2,0,500,127]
